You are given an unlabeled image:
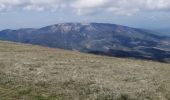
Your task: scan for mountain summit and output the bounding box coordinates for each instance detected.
[0,23,170,62]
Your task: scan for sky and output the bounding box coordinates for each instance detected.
[0,0,170,30]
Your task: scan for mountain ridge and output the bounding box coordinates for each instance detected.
[0,23,170,62]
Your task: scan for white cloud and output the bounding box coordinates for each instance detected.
[71,0,170,15]
[0,0,170,16]
[71,0,107,9]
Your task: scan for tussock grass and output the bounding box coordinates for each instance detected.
[0,41,170,100]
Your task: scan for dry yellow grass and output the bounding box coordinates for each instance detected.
[0,41,170,100]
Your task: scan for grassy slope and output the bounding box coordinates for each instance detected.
[0,41,170,100]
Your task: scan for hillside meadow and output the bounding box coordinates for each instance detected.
[0,41,170,100]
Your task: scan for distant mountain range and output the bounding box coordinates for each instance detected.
[153,28,170,36]
[0,23,170,62]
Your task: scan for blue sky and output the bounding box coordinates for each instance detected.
[0,0,170,30]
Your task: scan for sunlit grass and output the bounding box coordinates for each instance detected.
[0,41,170,100]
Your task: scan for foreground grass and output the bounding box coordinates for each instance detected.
[0,41,170,100]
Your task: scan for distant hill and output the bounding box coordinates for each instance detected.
[153,28,170,36]
[0,41,170,100]
[0,23,170,62]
